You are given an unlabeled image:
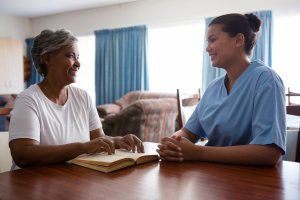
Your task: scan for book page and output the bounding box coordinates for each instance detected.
[73,149,158,167]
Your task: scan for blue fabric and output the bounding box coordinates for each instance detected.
[94,25,149,105]
[0,95,8,131]
[25,38,43,88]
[202,10,273,92]
[185,60,287,155]
[201,17,226,93]
[251,10,273,67]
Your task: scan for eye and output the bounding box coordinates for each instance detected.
[68,55,74,58]
[211,39,216,42]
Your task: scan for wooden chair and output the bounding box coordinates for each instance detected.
[285,105,300,162]
[286,87,300,105]
[0,108,13,173]
[177,89,201,130]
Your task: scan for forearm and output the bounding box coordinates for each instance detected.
[12,142,86,168]
[193,144,282,165]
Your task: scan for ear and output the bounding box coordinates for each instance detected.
[43,53,51,66]
[235,33,245,48]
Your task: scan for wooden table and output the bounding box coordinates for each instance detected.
[0,143,300,200]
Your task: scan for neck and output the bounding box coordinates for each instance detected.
[37,77,68,106]
[225,57,251,83]
[224,57,251,94]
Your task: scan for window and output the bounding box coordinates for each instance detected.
[72,34,96,103]
[273,9,300,104]
[148,21,205,94]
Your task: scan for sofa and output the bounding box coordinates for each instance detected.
[0,95,8,131]
[98,91,199,142]
[0,94,17,131]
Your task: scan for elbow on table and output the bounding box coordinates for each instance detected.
[261,145,282,166]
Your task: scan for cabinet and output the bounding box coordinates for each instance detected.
[0,38,23,94]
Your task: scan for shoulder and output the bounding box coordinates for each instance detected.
[250,60,285,93]
[15,84,41,105]
[69,85,90,99]
[68,85,92,107]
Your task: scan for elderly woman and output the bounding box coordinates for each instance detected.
[157,13,286,165]
[9,29,144,170]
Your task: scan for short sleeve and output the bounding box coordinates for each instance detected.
[9,97,40,143]
[250,79,286,155]
[184,103,206,137]
[87,94,102,131]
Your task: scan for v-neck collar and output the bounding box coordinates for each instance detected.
[222,61,258,98]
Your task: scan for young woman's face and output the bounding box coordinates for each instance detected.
[206,24,237,68]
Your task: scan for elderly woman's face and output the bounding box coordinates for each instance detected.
[47,44,80,85]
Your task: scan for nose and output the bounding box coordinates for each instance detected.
[74,58,80,68]
[206,43,211,53]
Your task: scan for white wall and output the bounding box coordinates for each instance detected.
[0,12,31,55]
[30,0,300,36]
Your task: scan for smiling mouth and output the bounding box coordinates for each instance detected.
[210,54,217,60]
[69,69,78,74]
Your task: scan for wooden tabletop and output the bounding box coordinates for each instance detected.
[0,143,299,200]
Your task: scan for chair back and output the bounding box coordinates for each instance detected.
[286,105,300,162]
[286,87,300,105]
[177,89,201,129]
[0,108,13,173]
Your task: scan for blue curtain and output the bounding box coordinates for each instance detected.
[94,25,149,105]
[251,10,273,67]
[25,38,43,88]
[202,10,273,92]
[202,17,226,93]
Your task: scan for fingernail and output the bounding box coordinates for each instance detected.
[179,158,183,162]
[179,153,183,156]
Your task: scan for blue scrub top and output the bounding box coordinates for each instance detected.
[185,60,286,154]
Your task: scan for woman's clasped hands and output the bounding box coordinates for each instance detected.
[157,135,197,162]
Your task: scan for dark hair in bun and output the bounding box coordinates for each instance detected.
[244,13,262,33]
[209,13,262,57]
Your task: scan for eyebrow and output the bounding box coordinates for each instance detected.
[206,34,216,41]
[70,51,79,57]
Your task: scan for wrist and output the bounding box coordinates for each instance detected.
[192,144,204,161]
[81,142,89,154]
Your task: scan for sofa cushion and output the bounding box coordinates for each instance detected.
[114,91,177,109]
[0,95,8,107]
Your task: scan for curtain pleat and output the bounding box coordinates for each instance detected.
[94,25,149,105]
[25,38,43,88]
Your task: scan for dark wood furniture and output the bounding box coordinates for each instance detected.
[1,142,299,200]
[286,105,300,117]
[176,88,201,129]
[286,87,300,105]
[0,108,12,116]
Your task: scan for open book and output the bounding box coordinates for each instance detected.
[72,147,158,173]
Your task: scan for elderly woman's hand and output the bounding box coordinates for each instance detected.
[117,134,145,153]
[84,136,116,155]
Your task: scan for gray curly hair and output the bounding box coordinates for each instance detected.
[31,29,78,77]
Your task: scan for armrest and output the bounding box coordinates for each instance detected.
[96,104,121,118]
[104,98,177,124]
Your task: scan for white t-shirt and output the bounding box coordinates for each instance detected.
[9,84,102,170]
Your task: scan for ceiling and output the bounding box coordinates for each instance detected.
[0,0,141,18]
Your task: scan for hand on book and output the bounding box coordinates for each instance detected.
[117,134,145,153]
[84,136,116,155]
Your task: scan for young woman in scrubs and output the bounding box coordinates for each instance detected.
[157,13,286,165]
